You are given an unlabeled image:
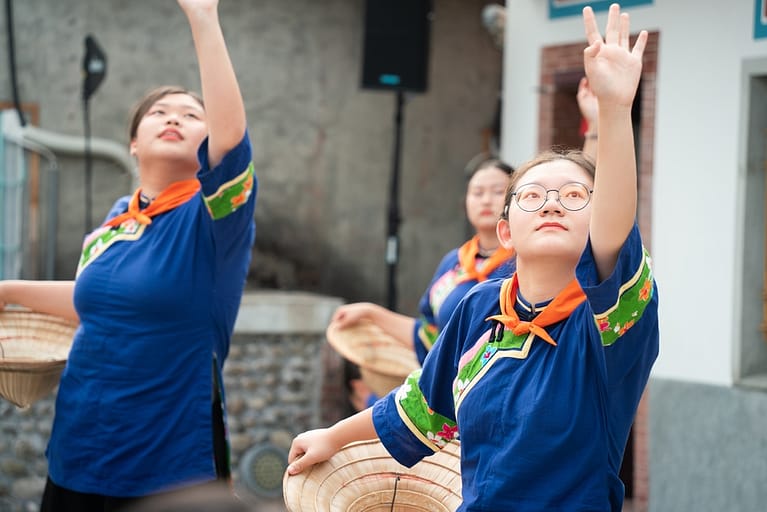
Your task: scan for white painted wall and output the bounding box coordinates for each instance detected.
[501,0,767,386]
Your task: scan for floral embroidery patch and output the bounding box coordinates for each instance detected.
[416,320,439,351]
[396,370,458,450]
[452,325,529,411]
[76,221,146,276]
[480,345,498,366]
[203,163,255,220]
[428,266,461,316]
[594,248,654,346]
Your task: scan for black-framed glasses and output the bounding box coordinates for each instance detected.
[510,182,593,212]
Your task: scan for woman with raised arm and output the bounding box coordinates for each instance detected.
[287,5,658,511]
[0,0,256,509]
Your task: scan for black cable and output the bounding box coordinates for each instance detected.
[386,90,405,311]
[5,0,26,127]
[83,98,93,233]
[389,474,401,511]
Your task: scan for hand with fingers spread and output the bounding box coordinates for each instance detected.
[581,3,646,277]
[582,4,647,110]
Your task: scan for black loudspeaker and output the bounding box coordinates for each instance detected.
[361,0,433,92]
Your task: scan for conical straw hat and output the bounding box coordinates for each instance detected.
[326,320,420,396]
[283,438,462,512]
[0,309,78,408]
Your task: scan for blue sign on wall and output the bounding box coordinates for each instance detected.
[548,0,652,20]
[756,0,767,39]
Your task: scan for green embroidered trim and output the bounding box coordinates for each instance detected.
[203,163,255,220]
[428,268,462,314]
[76,221,146,277]
[395,370,458,450]
[416,319,439,352]
[453,327,531,412]
[594,247,655,346]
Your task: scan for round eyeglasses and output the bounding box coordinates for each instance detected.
[510,182,593,212]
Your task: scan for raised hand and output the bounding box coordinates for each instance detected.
[176,0,245,167]
[582,3,647,109]
[576,77,598,130]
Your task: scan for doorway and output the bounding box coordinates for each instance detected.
[537,31,659,509]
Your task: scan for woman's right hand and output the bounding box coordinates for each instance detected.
[330,302,378,330]
[286,428,343,475]
[287,408,378,476]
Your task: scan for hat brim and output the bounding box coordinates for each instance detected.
[0,308,78,407]
[326,320,420,396]
[283,438,462,511]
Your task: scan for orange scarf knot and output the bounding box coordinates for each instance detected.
[485,273,586,347]
[104,179,201,228]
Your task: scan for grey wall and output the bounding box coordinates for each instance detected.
[0,0,504,314]
[649,379,767,512]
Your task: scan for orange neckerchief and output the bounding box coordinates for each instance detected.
[485,273,586,346]
[104,179,201,228]
[456,236,515,284]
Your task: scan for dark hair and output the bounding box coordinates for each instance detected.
[128,85,204,141]
[500,149,595,219]
[467,158,515,182]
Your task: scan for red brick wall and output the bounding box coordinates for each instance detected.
[538,32,659,512]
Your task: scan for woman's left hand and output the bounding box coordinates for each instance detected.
[582,4,647,109]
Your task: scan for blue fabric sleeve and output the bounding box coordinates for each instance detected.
[372,390,436,467]
[577,223,659,464]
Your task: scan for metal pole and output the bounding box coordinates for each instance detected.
[386,90,404,310]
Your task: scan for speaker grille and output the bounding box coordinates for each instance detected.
[361,0,433,92]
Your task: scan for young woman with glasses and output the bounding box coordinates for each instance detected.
[286,4,658,511]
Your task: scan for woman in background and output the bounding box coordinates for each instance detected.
[334,159,515,409]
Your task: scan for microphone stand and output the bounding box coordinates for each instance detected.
[386,91,405,311]
[81,34,106,234]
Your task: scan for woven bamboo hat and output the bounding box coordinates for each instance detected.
[283,438,462,512]
[0,309,78,408]
[326,320,420,397]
